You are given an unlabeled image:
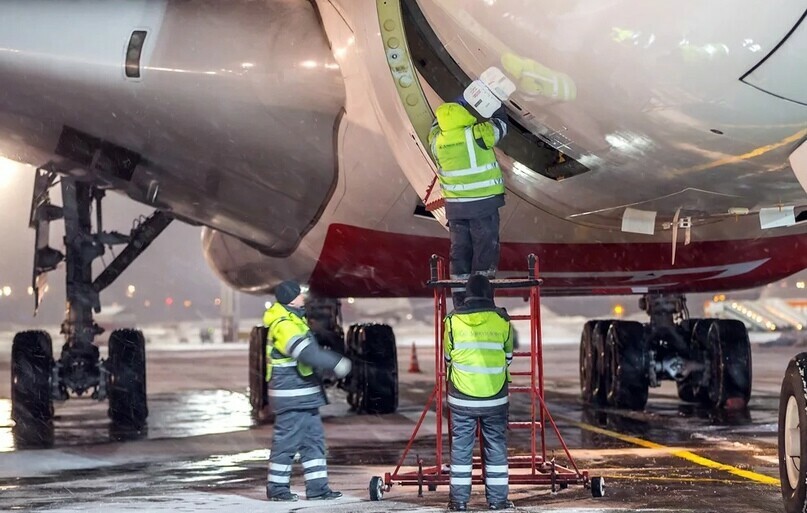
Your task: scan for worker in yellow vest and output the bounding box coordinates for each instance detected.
[264,281,352,502]
[428,99,508,307]
[444,275,514,511]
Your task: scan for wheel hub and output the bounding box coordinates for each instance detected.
[785,394,801,489]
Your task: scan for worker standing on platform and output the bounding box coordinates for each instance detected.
[428,97,508,308]
[264,281,353,502]
[444,275,514,511]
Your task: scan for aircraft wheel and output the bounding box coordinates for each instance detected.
[107,329,148,429]
[358,324,398,414]
[579,320,600,403]
[706,319,752,408]
[606,321,649,410]
[780,353,807,513]
[248,326,273,423]
[11,331,54,446]
[590,321,612,406]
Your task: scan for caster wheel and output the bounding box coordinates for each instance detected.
[428,483,437,492]
[591,476,605,498]
[369,475,384,501]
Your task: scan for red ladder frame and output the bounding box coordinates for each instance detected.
[382,254,591,493]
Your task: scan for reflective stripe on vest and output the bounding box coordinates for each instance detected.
[447,395,509,408]
[267,386,322,398]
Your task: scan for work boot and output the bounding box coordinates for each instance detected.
[307,489,343,500]
[489,500,514,510]
[266,487,298,502]
[448,501,468,511]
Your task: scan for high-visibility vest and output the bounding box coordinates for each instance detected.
[263,303,314,381]
[444,310,513,403]
[428,103,505,202]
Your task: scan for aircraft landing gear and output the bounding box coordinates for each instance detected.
[249,296,399,421]
[579,294,751,410]
[10,166,171,444]
[779,353,807,513]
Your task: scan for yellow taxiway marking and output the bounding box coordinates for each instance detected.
[565,416,781,486]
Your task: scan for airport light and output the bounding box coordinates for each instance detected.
[613,304,625,318]
[406,314,413,321]
[2,286,11,297]
[347,297,355,304]
[27,286,33,296]
[144,300,151,308]
[165,297,174,306]
[214,297,221,306]
[183,300,192,308]
[126,284,136,298]
[264,301,272,309]
[798,281,806,289]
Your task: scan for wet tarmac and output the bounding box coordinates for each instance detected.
[0,342,791,512]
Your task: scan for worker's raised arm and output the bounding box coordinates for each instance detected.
[473,106,508,150]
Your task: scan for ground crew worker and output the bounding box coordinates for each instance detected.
[264,280,352,502]
[428,99,509,307]
[444,275,514,511]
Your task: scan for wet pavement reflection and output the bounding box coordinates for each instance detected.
[0,389,255,452]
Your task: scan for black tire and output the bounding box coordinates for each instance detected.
[606,321,649,410]
[706,319,752,408]
[779,353,807,513]
[579,320,600,403]
[107,329,148,428]
[358,324,398,414]
[591,321,612,406]
[680,319,713,403]
[248,326,273,423]
[369,475,385,501]
[345,325,359,410]
[591,476,605,498]
[11,331,54,446]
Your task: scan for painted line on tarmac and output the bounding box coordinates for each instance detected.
[562,416,781,486]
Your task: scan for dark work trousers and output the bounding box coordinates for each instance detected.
[449,410,509,504]
[267,408,330,499]
[449,210,500,307]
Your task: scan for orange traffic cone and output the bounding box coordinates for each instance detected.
[408,342,421,373]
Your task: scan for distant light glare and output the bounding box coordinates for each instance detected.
[165,297,174,306]
[183,300,192,308]
[2,286,10,297]
[300,60,318,69]
[347,297,355,304]
[797,281,805,289]
[144,300,151,307]
[27,286,33,296]
[264,301,272,310]
[214,297,222,306]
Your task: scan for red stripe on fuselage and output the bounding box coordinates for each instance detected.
[308,223,807,297]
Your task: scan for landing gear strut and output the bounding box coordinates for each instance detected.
[11,165,171,444]
[579,293,751,410]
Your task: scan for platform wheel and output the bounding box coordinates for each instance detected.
[779,353,807,513]
[369,476,385,501]
[428,483,438,492]
[590,476,605,498]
